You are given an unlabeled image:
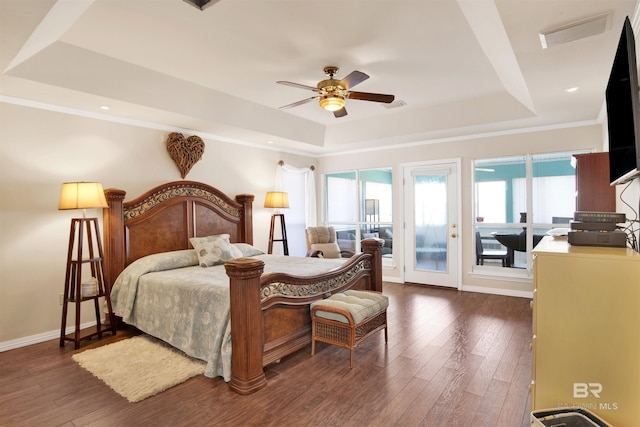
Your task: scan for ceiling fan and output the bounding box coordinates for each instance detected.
[277,66,395,118]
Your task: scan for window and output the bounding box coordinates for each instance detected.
[281,168,307,256]
[325,168,393,259]
[473,152,578,273]
[278,163,316,257]
[475,181,506,223]
[326,172,357,223]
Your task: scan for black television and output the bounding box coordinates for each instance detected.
[606,16,640,185]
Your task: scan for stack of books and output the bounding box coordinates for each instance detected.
[568,212,627,247]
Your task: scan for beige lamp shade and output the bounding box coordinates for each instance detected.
[264,191,289,209]
[58,182,108,210]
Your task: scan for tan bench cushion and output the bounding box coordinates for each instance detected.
[311,290,389,324]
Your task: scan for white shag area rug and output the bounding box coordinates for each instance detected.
[72,335,206,403]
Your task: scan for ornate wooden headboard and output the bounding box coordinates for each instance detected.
[102,181,254,289]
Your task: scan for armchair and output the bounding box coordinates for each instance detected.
[305,226,352,258]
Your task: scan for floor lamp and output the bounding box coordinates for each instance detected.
[58,182,116,349]
[365,199,379,232]
[264,191,289,255]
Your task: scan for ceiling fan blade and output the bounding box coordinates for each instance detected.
[348,91,395,103]
[278,97,318,110]
[276,81,318,91]
[340,71,369,89]
[333,107,348,118]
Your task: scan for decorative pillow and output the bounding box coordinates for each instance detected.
[189,234,242,267]
[362,232,380,239]
[228,241,244,259]
[231,243,265,257]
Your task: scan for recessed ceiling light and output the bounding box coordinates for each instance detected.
[100,105,110,110]
[564,87,579,93]
[267,140,274,144]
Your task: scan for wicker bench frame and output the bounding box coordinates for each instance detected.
[310,298,388,368]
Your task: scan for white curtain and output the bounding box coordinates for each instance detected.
[275,162,317,227]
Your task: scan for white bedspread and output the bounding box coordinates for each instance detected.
[110,250,345,381]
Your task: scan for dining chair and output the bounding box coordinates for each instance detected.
[475,232,509,267]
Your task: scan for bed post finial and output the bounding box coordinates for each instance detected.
[235,194,254,245]
[225,258,267,394]
[361,238,384,292]
[103,188,126,291]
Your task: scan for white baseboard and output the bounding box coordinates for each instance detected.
[382,275,403,284]
[461,284,533,299]
[0,320,100,353]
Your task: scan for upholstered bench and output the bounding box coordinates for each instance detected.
[310,290,389,368]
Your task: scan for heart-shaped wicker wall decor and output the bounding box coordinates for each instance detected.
[166,132,205,179]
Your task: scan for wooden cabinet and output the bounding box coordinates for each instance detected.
[573,152,616,212]
[531,237,640,426]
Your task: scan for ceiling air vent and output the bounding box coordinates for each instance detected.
[383,100,407,109]
[539,13,612,49]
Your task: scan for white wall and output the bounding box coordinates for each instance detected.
[0,102,314,346]
[316,124,606,294]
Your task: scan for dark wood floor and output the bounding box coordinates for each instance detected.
[0,282,533,426]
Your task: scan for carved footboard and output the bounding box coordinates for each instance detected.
[224,238,383,395]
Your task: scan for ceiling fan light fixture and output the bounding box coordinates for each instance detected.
[319,95,345,112]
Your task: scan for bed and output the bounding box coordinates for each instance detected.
[102,181,383,395]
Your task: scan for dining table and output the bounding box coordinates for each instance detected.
[493,232,545,267]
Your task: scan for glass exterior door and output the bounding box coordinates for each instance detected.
[404,162,459,288]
